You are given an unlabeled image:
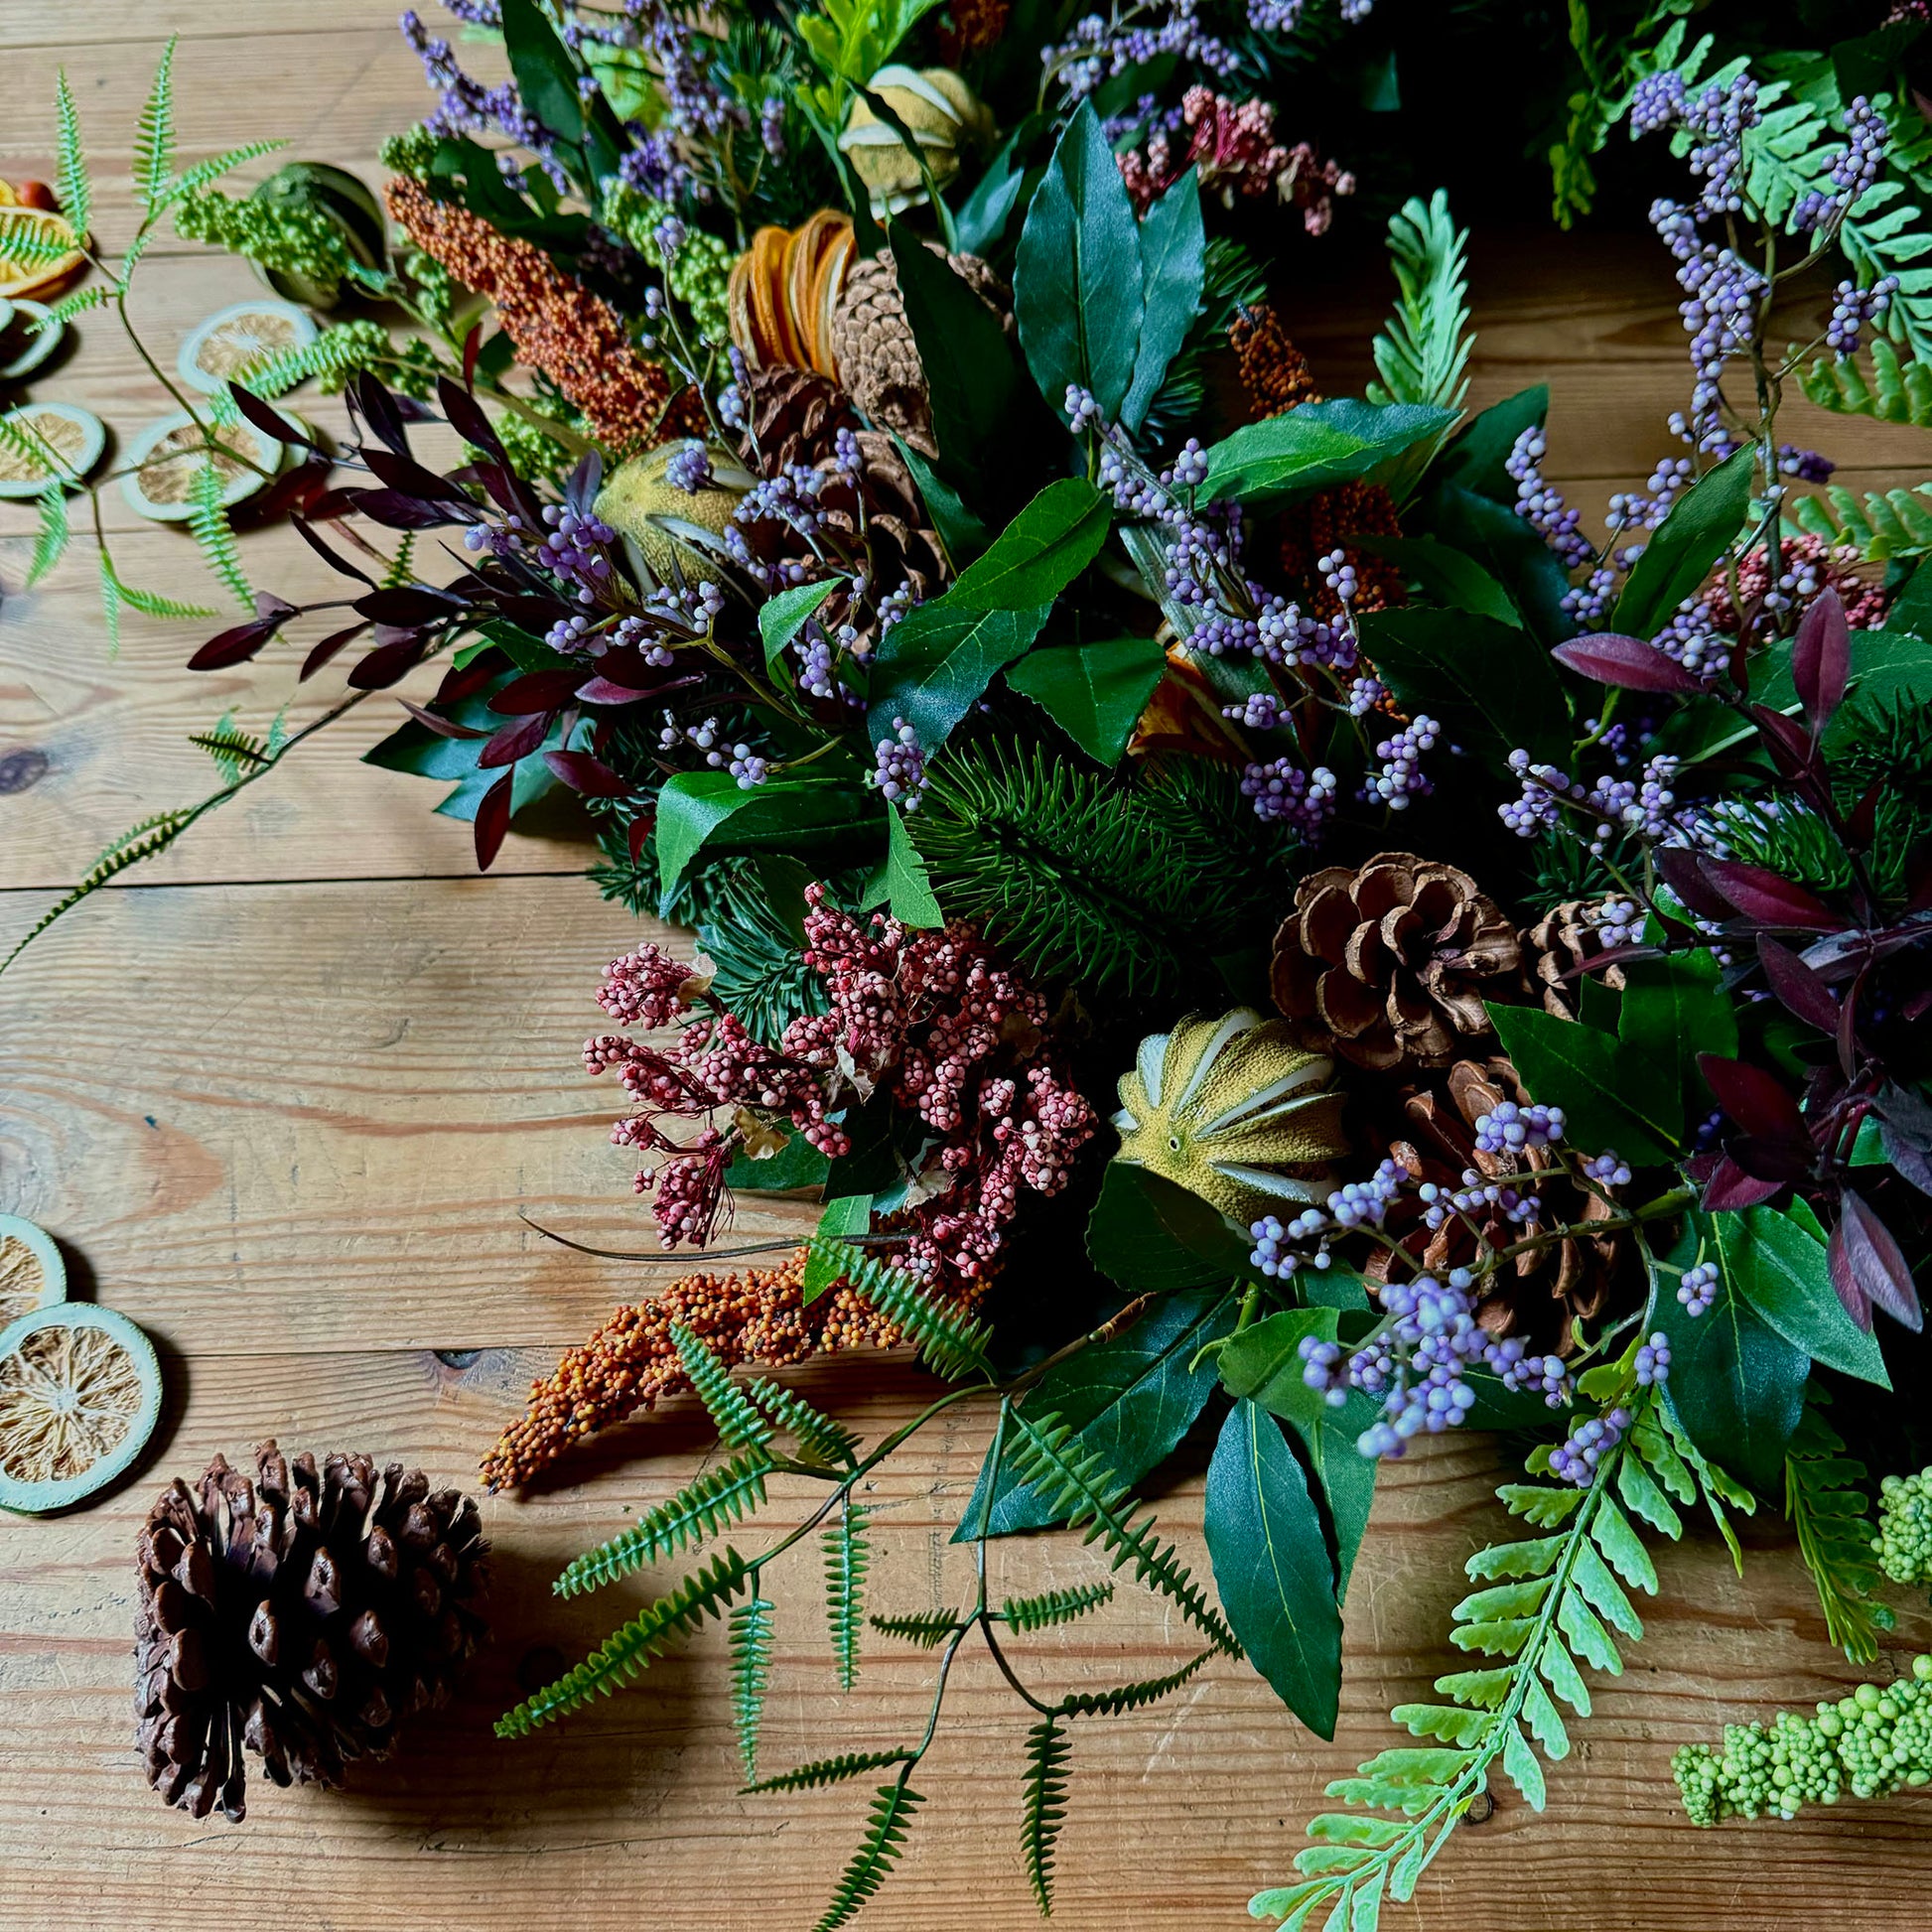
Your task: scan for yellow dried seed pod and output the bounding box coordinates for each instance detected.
[836,67,991,215]
[1112,1009,1348,1223]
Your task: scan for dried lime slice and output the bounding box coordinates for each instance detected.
[0,1304,162,1514]
[0,299,64,380]
[119,409,283,523]
[176,299,317,394]
[0,1214,67,1328]
[0,399,104,497]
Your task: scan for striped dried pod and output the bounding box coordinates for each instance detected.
[134,1443,487,1821]
[727,209,855,377]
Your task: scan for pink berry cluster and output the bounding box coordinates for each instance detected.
[585,891,1098,1293]
[1119,86,1354,232]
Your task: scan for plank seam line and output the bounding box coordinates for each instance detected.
[0,868,597,896]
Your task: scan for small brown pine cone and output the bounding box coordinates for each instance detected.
[134,1444,487,1822]
[1522,899,1631,1019]
[828,247,1011,458]
[1271,853,1523,1072]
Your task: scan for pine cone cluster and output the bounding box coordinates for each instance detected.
[135,1443,487,1822]
[1521,899,1631,1019]
[736,365,948,651]
[1271,853,1523,1072]
[828,246,1011,458]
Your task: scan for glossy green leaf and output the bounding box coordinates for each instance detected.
[947,479,1110,612]
[867,600,1050,754]
[1087,1162,1253,1293]
[654,772,874,897]
[1411,481,1576,646]
[804,1194,873,1304]
[876,801,942,927]
[1014,100,1144,419]
[724,1131,833,1194]
[1611,446,1754,642]
[1347,535,1520,625]
[1005,634,1169,764]
[1122,167,1204,431]
[890,223,1022,481]
[759,579,839,671]
[1205,1399,1344,1737]
[1201,400,1456,507]
[957,1285,1236,1538]
[500,0,585,144]
[1614,950,1736,1131]
[1427,385,1549,504]
[1713,1204,1889,1386]
[1484,1005,1677,1162]
[1354,607,1571,765]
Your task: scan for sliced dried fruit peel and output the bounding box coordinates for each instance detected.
[0,207,87,301]
[0,300,64,381]
[0,1215,67,1328]
[119,409,283,522]
[175,299,318,394]
[0,399,105,496]
[0,1303,162,1514]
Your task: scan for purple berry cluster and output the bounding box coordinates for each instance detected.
[1240,758,1337,834]
[1677,1260,1720,1316]
[1635,1332,1672,1386]
[1506,427,1593,570]
[1472,1099,1565,1157]
[1359,713,1439,812]
[1550,1405,1632,1485]
[657,713,768,789]
[871,717,927,812]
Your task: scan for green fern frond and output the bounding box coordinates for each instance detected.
[1004,1410,1240,1657]
[1053,1648,1212,1718]
[0,409,77,483]
[868,1606,961,1648]
[998,1581,1116,1634]
[103,565,221,622]
[53,71,90,246]
[747,1375,860,1469]
[1796,337,1932,427]
[2,807,199,975]
[1785,1390,1894,1665]
[133,39,178,209]
[1367,191,1472,416]
[0,213,86,272]
[823,1496,871,1691]
[39,285,112,328]
[27,483,69,589]
[1021,1717,1071,1915]
[189,460,251,608]
[494,1548,750,1738]
[729,1590,775,1783]
[811,1781,924,1932]
[240,321,390,399]
[169,140,287,203]
[669,1323,775,1449]
[813,1243,994,1382]
[552,1448,774,1597]
[1788,480,1932,562]
[381,531,417,591]
[98,553,122,656]
[744,1747,912,1795]
[190,718,270,784]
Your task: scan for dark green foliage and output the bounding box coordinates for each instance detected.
[669,1324,775,1449]
[1785,1392,1895,1666]
[730,1592,775,1783]
[746,1748,913,1795]
[998,1582,1115,1634]
[553,1449,773,1596]
[909,744,1284,1000]
[823,1497,871,1691]
[1051,1649,1213,1718]
[815,1243,996,1382]
[812,1781,925,1932]
[869,1607,962,1648]
[1021,1718,1070,1914]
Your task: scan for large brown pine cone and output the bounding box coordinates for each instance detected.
[828,248,1011,458]
[1522,898,1631,1019]
[1369,1057,1638,1350]
[1271,853,1523,1072]
[736,365,949,652]
[134,1443,487,1822]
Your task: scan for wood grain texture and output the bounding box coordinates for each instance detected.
[3,12,1931,1932]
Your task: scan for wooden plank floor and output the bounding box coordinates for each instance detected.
[3,12,1930,1930]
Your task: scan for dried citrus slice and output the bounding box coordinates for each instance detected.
[0,207,87,301]
[119,408,283,522]
[176,299,317,394]
[0,299,63,381]
[0,399,104,497]
[0,1304,162,1514]
[0,1215,66,1328]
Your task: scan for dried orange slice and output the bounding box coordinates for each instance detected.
[0,1304,162,1514]
[176,299,317,394]
[0,1214,66,1328]
[0,206,87,301]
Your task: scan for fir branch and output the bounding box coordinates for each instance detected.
[812,1242,995,1382]
[745,1747,913,1795]
[730,1590,775,1783]
[1003,1410,1240,1658]
[823,1496,872,1691]
[669,1323,777,1449]
[494,1548,752,1738]
[1784,1389,1894,1665]
[812,1780,925,1932]
[133,38,178,210]
[869,1607,963,1648]
[188,459,251,609]
[552,1447,774,1597]
[53,70,90,247]
[1020,1717,1071,1915]
[997,1581,1116,1634]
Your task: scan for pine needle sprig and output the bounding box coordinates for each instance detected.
[494,1549,753,1738]
[811,1780,926,1932]
[823,1496,872,1691]
[997,1582,1116,1634]
[1784,1389,1895,1665]
[730,1589,776,1783]
[553,1448,775,1597]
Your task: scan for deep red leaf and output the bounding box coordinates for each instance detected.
[543,749,634,797]
[1728,1134,1817,1182]
[353,585,461,626]
[346,632,430,689]
[1755,935,1841,1033]
[350,370,410,457]
[396,698,488,740]
[1654,846,1733,921]
[461,324,483,390]
[1699,858,1842,930]
[1698,1053,1812,1149]
[360,445,471,505]
[574,675,655,706]
[490,593,573,632]
[228,380,309,447]
[292,515,375,585]
[626,811,654,864]
[299,621,369,682]
[187,613,287,671]
[475,769,513,871]
[351,489,464,530]
[1747,703,1822,783]
[1553,633,1711,692]
[435,651,507,705]
[1701,1156,1784,1212]
[1834,1190,1922,1330]
[1845,780,1882,851]
[1827,1216,1874,1331]
[438,374,503,463]
[1792,588,1850,731]
[490,667,586,715]
[304,486,363,523]
[480,713,551,767]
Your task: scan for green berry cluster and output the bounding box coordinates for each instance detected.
[173,189,354,284]
[599,185,733,345]
[1876,1470,1932,1587]
[378,125,442,183]
[1674,1655,1932,1824]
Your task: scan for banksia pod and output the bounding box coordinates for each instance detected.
[480,1250,921,1492]
[134,1443,487,1821]
[384,176,693,449]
